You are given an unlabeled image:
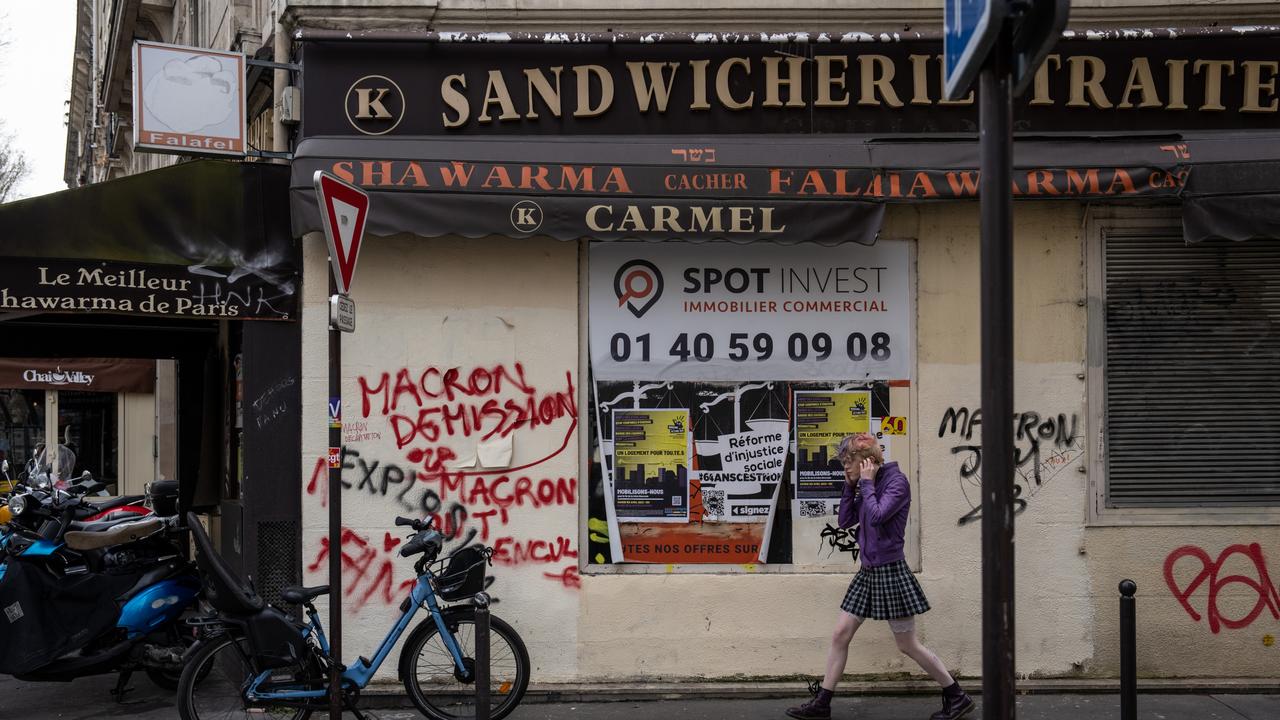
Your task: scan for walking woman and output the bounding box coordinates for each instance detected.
[787,432,974,720]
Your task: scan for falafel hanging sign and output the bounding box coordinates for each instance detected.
[588,241,912,382]
[132,40,246,157]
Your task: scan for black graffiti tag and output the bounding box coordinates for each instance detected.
[939,406,1082,526]
[820,523,860,561]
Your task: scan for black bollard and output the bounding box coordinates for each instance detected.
[475,592,491,720]
[1119,579,1137,720]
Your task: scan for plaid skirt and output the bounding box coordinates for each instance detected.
[840,559,931,620]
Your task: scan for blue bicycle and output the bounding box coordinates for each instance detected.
[177,514,530,719]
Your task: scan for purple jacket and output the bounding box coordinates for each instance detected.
[837,461,909,568]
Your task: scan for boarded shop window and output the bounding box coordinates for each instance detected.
[585,240,915,565]
[1104,233,1280,506]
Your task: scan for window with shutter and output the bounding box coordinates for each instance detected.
[1103,231,1280,507]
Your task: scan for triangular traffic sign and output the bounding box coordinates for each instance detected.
[314,171,370,295]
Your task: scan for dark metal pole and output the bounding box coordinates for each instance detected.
[328,273,343,720]
[1119,580,1137,720]
[475,592,491,720]
[980,21,1016,720]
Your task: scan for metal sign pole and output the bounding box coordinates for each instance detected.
[979,19,1016,720]
[328,270,344,720]
[315,168,365,720]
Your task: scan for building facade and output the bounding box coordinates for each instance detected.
[58,0,1280,689]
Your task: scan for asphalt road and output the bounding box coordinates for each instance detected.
[2,674,1277,719]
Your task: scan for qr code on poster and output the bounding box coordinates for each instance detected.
[703,489,726,517]
[799,500,829,518]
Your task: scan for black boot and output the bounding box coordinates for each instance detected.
[786,682,833,720]
[929,682,975,720]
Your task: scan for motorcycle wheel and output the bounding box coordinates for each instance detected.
[177,634,312,720]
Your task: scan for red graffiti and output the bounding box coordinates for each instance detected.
[359,363,534,417]
[307,527,415,610]
[1164,543,1280,634]
[307,455,328,506]
[492,535,578,567]
[424,474,576,510]
[313,362,582,592]
[358,364,576,444]
[544,565,581,590]
[404,446,458,473]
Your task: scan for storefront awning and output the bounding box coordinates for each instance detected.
[290,132,1280,245]
[0,161,298,320]
[288,133,1202,243]
[1178,138,1280,242]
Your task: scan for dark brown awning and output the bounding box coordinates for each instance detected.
[0,357,155,393]
[289,133,1206,243]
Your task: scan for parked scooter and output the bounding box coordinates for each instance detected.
[0,475,199,695]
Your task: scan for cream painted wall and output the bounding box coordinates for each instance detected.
[300,231,582,683]
[1087,526,1280,678]
[302,206,1279,684]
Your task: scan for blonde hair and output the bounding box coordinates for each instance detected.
[836,432,883,466]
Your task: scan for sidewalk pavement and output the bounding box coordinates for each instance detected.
[3,674,1277,719]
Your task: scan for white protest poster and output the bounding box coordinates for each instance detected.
[589,241,912,382]
[696,424,788,522]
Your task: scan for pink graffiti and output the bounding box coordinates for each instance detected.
[1164,543,1280,634]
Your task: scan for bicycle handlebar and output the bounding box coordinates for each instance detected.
[395,515,434,532]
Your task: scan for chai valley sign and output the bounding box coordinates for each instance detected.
[301,36,1280,136]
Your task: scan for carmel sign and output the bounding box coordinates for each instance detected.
[303,37,1280,136]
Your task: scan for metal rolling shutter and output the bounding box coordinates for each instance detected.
[1104,232,1280,507]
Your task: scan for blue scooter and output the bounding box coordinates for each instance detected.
[0,476,199,696]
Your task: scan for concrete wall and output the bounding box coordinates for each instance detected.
[300,201,1280,684]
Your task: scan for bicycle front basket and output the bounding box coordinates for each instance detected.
[435,545,488,601]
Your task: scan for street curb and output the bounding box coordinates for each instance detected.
[359,678,1280,707]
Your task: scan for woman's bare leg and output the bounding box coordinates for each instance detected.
[821,612,864,690]
[893,623,955,687]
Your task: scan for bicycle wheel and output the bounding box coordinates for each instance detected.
[401,608,530,720]
[177,634,313,720]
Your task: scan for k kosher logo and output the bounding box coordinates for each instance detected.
[345,74,405,136]
[510,200,544,233]
[613,259,663,318]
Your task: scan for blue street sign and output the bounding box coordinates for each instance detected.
[944,0,1006,101]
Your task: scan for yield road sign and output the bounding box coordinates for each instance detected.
[944,0,1006,101]
[314,171,369,295]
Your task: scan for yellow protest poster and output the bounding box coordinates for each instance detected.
[794,390,871,499]
[612,408,691,522]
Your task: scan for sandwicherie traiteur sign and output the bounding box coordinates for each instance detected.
[302,34,1280,136]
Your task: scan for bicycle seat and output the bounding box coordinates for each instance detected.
[280,585,330,604]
